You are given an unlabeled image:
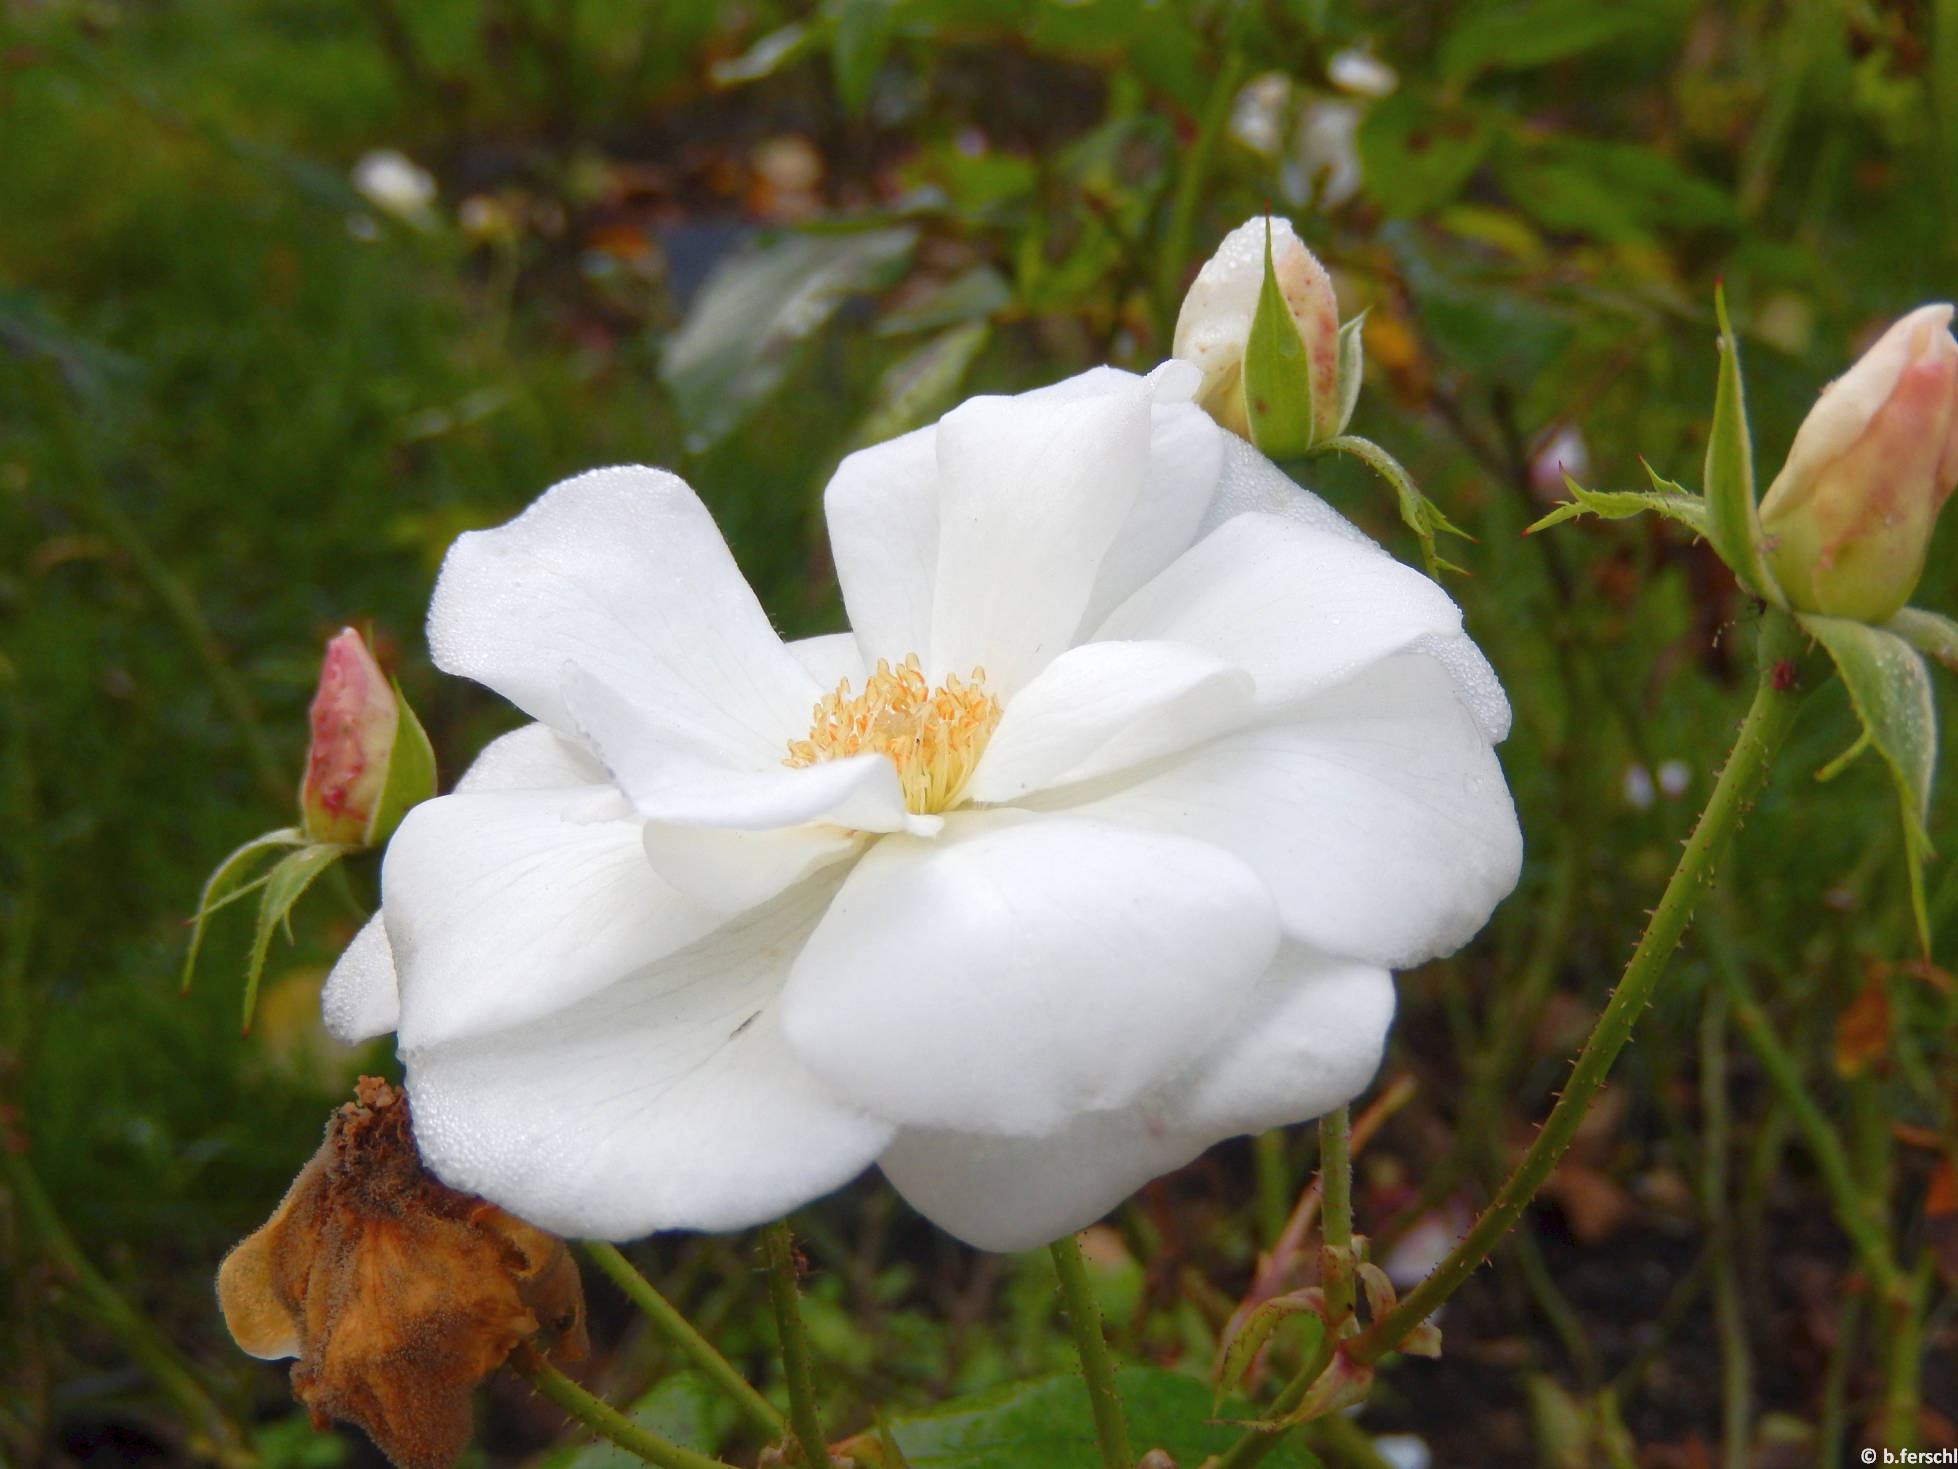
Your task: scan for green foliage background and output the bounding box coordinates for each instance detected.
[2,0,1955,1464]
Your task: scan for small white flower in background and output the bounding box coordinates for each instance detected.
[1327,46,1398,99]
[322,363,1522,1252]
[1370,1434,1433,1469]
[1229,75,1375,212]
[1622,763,1657,811]
[1528,422,1591,502]
[1657,759,1691,800]
[1291,100,1366,210]
[352,149,438,229]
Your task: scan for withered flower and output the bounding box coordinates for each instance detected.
[217,1077,586,1469]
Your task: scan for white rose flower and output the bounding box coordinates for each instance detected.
[322,362,1521,1252]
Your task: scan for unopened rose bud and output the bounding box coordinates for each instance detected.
[300,629,435,848]
[1174,216,1346,455]
[1759,304,1958,622]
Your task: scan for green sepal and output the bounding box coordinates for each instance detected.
[1802,613,1938,952]
[365,676,436,848]
[1243,219,1319,459]
[1702,287,1775,598]
[181,827,308,994]
[1887,607,1958,673]
[1253,1347,1375,1430]
[1213,1289,1326,1412]
[1318,432,1471,579]
[1351,1259,1441,1357]
[1524,470,1709,539]
[1333,309,1368,437]
[241,842,349,1034]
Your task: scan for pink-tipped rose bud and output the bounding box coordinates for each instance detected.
[1174,215,1343,448]
[1759,304,1958,622]
[301,629,401,846]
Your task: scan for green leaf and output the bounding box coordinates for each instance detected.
[1802,614,1939,951]
[1333,310,1367,436]
[885,1368,1323,1469]
[365,676,436,848]
[830,0,901,116]
[0,287,143,404]
[1254,1348,1374,1430]
[1495,137,1737,244]
[1355,93,1496,218]
[852,322,990,449]
[661,227,916,450]
[1439,0,1662,86]
[1888,607,1958,672]
[1243,219,1319,458]
[708,22,815,85]
[242,844,347,1034]
[1215,1290,1326,1409]
[1317,433,1470,579]
[182,828,308,994]
[1524,472,1709,539]
[876,265,1012,336]
[1702,287,1773,598]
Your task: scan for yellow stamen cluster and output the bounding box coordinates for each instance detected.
[785,653,1001,815]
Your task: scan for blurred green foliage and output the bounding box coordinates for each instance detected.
[3,0,1956,1464]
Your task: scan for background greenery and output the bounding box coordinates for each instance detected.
[3,0,1956,1465]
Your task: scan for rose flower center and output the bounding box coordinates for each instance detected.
[785,653,1002,815]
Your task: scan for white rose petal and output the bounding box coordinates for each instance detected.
[344,364,1523,1248]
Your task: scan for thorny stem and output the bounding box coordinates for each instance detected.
[1214,607,1817,1469]
[1154,49,1248,344]
[1304,1409,1401,1469]
[1353,609,1813,1358]
[1697,984,1752,1469]
[1717,972,1908,1300]
[1050,1232,1133,1469]
[581,1242,786,1440]
[1816,1289,1863,1469]
[1253,1130,1290,1250]
[0,1145,257,1468]
[28,373,287,808]
[1880,1265,1932,1452]
[511,1346,733,1469]
[760,1221,833,1469]
[1316,1107,1355,1330]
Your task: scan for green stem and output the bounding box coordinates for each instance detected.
[581,1242,785,1440]
[1353,610,1811,1360]
[1815,1288,1862,1469]
[1698,984,1751,1469]
[1503,1225,1597,1385]
[1879,1263,1931,1450]
[760,1222,831,1469]
[1317,1107,1354,1328]
[511,1346,733,1469]
[0,685,42,1057]
[1050,1232,1132,1469]
[1154,49,1247,343]
[1718,977,1906,1298]
[0,1145,257,1467]
[24,371,282,807]
[1213,608,1815,1469]
[1253,1131,1290,1250]
[1304,1409,1400,1469]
